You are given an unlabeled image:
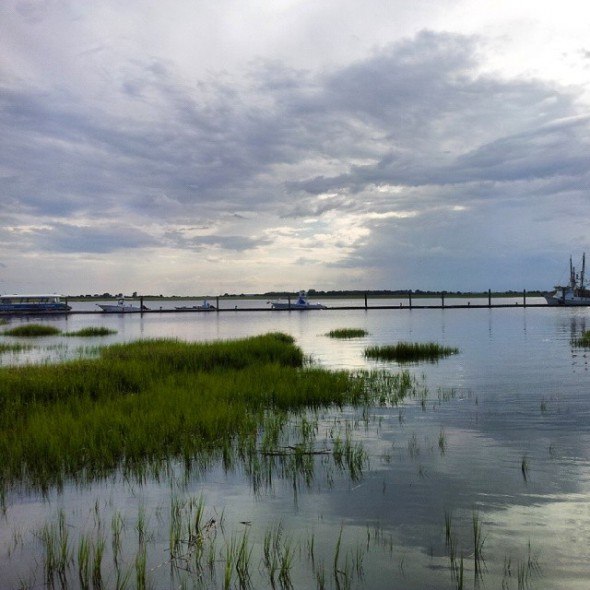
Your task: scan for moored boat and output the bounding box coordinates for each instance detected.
[0,294,71,314]
[97,299,149,313]
[270,291,327,310]
[545,254,590,305]
[175,300,216,311]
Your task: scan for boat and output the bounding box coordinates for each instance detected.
[269,291,327,310]
[545,254,590,305]
[0,294,71,314]
[97,299,149,313]
[175,300,216,311]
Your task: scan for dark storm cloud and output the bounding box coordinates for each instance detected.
[0,68,285,218]
[17,223,159,254]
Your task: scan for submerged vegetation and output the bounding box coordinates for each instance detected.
[364,342,459,362]
[326,328,369,339]
[3,323,61,337]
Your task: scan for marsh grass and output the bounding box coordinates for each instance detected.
[472,511,486,576]
[30,501,373,590]
[0,332,444,587]
[77,534,91,589]
[111,512,124,566]
[38,509,73,588]
[333,526,343,575]
[364,342,459,362]
[3,324,61,337]
[326,328,368,339]
[502,541,540,590]
[438,429,447,454]
[444,510,453,547]
[521,455,529,482]
[66,327,118,337]
[92,535,105,589]
[0,342,33,353]
[572,331,590,347]
[0,333,406,491]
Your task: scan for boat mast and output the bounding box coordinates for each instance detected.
[570,256,575,289]
[581,253,586,291]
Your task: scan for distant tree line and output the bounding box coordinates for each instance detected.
[70,288,543,299]
[264,289,543,297]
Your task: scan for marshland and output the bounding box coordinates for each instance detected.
[1,302,590,588]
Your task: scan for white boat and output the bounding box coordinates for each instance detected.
[545,254,590,305]
[270,291,327,310]
[175,300,216,311]
[0,294,71,314]
[97,299,149,313]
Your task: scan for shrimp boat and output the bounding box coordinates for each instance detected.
[0,294,71,314]
[269,291,327,310]
[545,254,590,305]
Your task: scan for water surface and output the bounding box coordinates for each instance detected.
[1,303,589,588]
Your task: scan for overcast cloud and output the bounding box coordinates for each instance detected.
[1,0,589,294]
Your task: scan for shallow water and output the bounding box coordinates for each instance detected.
[1,303,589,588]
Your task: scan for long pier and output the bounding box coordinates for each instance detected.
[81,289,551,313]
[2,290,560,315]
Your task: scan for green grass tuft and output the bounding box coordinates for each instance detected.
[326,328,368,339]
[364,342,458,362]
[66,327,118,337]
[3,324,61,337]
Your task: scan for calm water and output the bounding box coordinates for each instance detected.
[1,302,590,589]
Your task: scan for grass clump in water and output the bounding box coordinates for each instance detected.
[364,342,459,362]
[3,324,61,337]
[66,327,118,337]
[326,328,368,339]
[572,331,590,347]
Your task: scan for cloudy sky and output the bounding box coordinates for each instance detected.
[2,0,590,295]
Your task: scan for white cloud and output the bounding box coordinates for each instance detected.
[1,1,589,293]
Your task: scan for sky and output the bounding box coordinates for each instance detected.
[1,0,590,295]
